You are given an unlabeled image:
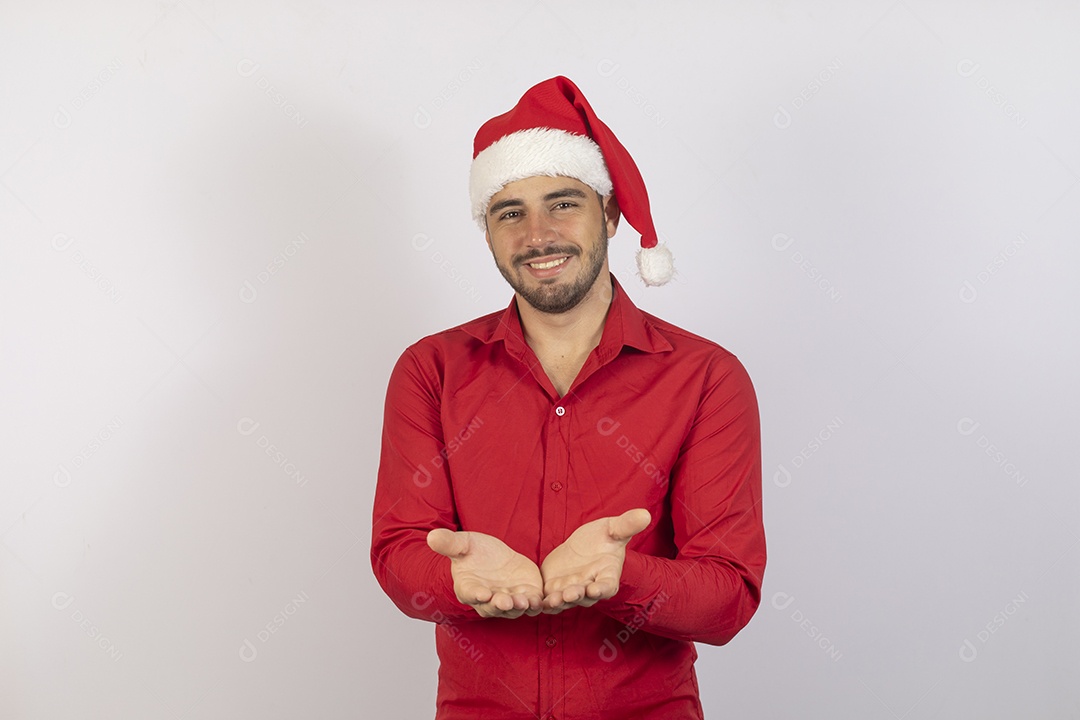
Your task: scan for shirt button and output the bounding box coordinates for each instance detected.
[545,635,557,647]
[555,406,565,416]
[550,481,563,492]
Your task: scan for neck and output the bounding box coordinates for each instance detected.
[518,272,614,355]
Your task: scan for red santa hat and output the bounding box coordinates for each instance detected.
[469,76,675,287]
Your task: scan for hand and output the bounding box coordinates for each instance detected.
[427,529,544,619]
[540,508,651,614]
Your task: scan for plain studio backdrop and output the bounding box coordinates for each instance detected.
[2,1,1078,718]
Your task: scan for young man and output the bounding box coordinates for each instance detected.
[371,76,765,720]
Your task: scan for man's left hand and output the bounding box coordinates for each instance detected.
[539,508,651,614]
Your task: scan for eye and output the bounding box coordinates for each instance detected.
[553,201,577,210]
[499,210,521,221]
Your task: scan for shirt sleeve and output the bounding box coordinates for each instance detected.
[596,351,766,646]
[370,344,480,624]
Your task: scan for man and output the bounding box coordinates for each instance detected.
[371,76,765,720]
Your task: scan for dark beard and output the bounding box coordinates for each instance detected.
[494,226,609,314]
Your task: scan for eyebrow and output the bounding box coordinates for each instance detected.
[487,187,590,217]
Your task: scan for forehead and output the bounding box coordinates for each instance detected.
[488,175,594,206]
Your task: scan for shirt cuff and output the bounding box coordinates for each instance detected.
[605,549,665,611]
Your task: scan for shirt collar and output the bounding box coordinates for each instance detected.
[463,273,673,357]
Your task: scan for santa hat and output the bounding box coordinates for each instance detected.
[469,76,675,287]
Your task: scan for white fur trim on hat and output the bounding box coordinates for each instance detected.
[470,127,613,228]
[636,243,675,286]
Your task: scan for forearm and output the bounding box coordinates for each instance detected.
[597,549,762,646]
[371,532,479,623]
[371,347,481,624]
[596,351,765,645]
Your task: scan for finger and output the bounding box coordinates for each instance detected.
[542,586,584,611]
[510,591,542,612]
[541,594,566,614]
[509,584,545,601]
[609,508,651,542]
[491,591,515,613]
[475,603,524,619]
[543,573,583,598]
[496,607,527,619]
[522,590,544,615]
[478,597,535,619]
[495,605,532,619]
[560,585,585,604]
[458,580,493,605]
[542,589,565,611]
[427,528,469,558]
[585,578,616,601]
[545,580,602,611]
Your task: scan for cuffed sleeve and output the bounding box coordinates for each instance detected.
[597,352,765,645]
[370,346,480,624]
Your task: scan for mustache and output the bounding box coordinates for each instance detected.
[514,246,581,265]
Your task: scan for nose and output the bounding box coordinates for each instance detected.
[525,211,557,245]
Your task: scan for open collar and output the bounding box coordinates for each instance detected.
[463,274,674,358]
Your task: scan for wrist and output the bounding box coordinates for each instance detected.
[604,549,650,608]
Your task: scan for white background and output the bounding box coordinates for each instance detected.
[2,1,1078,718]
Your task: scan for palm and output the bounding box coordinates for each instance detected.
[454,537,543,604]
[541,508,650,613]
[428,529,543,618]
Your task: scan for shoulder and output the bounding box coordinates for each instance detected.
[406,307,503,355]
[637,308,757,396]
[391,307,505,379]
[639,308,737,362]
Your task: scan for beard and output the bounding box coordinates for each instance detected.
[493,226,609,314]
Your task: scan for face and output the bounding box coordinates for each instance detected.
[484,175,619,314]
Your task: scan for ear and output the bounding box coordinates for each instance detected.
[602,193,621,238]
[483,219,493,251]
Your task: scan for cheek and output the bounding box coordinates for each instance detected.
[488,237,518,264]
[488,227,525,254]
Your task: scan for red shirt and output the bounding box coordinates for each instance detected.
[371,274,765,720]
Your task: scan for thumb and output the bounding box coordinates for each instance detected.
[608,508,651,542]
[427,528,470,559]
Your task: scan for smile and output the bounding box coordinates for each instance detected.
[527,256,569,270]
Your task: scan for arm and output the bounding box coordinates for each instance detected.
[370,346,543,622]
[370,346,478,623]
[596,352,766,645]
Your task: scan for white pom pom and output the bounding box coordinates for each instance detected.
[636,244,675,286]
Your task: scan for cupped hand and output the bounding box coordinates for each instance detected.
[539,508,651,614]
[427,528,544,619]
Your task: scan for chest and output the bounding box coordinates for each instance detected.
[436,353,704,557]
[534,348,591,397]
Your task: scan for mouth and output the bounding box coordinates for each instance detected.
[525,255,569,270]
[522,254,572,279]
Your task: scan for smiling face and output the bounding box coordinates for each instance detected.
[484,175,619,314]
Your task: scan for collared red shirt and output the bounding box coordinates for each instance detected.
[371,274,765,720]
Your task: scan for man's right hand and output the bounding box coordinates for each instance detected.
[427,529,544,619]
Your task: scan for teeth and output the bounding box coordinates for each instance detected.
[529,256,568,270]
